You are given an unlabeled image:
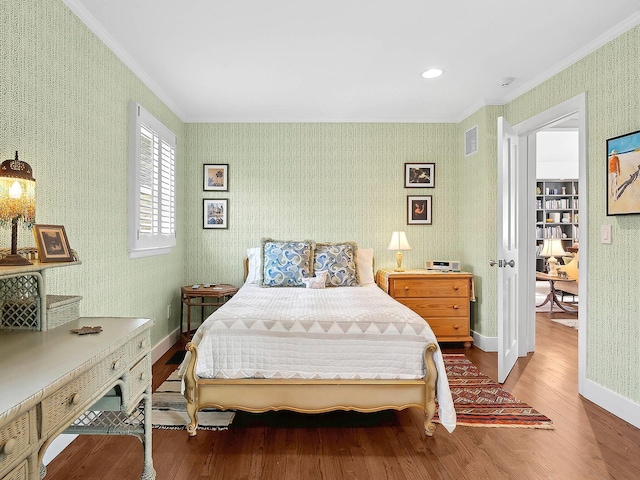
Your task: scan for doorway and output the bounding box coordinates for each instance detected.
[511,93,588,394]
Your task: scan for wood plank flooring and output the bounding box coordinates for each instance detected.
[45,313,640,480]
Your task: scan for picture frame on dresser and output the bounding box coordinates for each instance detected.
[404,163,435,188]
[33,224,74,262]
[203,163,228,191]
[407,195,432,225]
[606,129,640,215]
[203,199,228,229]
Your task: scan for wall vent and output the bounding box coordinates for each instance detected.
[464,125,478,157]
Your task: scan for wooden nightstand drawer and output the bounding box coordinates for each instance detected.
[428,317,470,337]
[398,298,468,318]
[0,413,31,476]
[392,278,469,298]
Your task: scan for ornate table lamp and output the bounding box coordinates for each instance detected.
[540,238,566,276]
[387,231,411,271]
[0,152,36,266]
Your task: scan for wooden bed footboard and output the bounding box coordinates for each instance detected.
[183,342,439,437]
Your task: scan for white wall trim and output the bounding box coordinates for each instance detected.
[582,379,640,430]
[152,327,181,364]
[471,330,497,352]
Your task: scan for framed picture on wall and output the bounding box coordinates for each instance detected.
[404,163,435,188]
[407,195,432,225]
[203,199,228,229]
[33,224,74,262]
[203,164,229,191]
[607,130,640,215]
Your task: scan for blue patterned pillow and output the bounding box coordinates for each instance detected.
[261,239,314,287]
[313,242,359,287]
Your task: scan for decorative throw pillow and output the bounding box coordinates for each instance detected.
[313,242,359,287]
[302,271,328,289]
[261,238,314,287]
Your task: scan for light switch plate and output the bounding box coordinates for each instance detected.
[601,224,612,244]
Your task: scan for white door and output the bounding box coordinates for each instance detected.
[497,117,519,383]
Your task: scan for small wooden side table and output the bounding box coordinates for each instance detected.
[180,284,238,341]
[535,272,577,314]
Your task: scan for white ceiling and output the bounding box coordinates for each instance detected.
[64,0,640,123]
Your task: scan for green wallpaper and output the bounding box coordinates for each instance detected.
[1,1,187,345]
[4,1,639,408]
[184,123,463,287]
[504,25,640,401]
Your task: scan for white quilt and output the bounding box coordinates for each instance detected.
[180,283,456,432]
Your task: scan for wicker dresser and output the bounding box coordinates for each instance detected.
[376,268,474,347]
[0,260,155,480]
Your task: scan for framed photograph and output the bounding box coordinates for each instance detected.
[607,130,640,215]
[405,163,435,188]
[203,164,229,191]
[203,199,228,229]
[407,195,432,225]
[33,224,74,262]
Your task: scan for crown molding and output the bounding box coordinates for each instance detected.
[62,0,186,122]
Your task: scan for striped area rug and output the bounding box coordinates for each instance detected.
[435,354,554,429]
[152,370,235,430]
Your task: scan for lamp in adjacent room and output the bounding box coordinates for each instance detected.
[0,151,36,266]
[540,238,566,276]
[387,231,411,272]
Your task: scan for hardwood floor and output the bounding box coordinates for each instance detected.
[45,314,640,480]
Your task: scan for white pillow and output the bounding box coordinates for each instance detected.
[302,271,329,289]
[357,248,375,285]
[245,247,262,284]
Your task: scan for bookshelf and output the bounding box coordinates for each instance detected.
[535,179,578,271]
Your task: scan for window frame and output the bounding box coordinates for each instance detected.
[128,102,177,259]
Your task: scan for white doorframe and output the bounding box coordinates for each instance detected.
[512,92,588,394]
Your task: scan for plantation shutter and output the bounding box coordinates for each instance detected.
[129,103,177,258]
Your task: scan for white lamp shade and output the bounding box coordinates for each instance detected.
[388,231,411,251]
[540,238,566,257]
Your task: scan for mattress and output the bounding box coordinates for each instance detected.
[180,282,456,432]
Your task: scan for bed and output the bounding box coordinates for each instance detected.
[180,240,456,437]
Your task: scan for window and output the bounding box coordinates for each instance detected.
[129,102,176,258]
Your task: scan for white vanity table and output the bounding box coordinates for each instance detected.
[0,259,155,479]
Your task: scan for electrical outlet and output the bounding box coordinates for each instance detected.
[166,304,172,320]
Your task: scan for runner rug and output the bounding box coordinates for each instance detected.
[434,354,554,429]
[152,370,235,430]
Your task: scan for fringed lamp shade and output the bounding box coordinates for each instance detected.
[0,152,36,266]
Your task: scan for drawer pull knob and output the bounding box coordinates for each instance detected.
[454,325,460,330]
[139,372,146,381]
[139,340,146,349]
[453,285,459,291]
[453,305,459,310]
[404,286,409,291]
[112,360,121,370]
[2,437,17,455]
[70,393,80,405]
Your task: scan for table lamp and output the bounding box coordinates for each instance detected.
[387,231,411,271]
[540,238,565,276]
[0,152,36,266]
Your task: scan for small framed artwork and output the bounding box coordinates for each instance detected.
[407,195,432,225]
[203,164,229,191]
[404,163,435,188]
[33,224,74,262]
[607,129,640,215]
[203,199,228,229]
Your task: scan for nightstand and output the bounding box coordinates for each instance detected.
[376,269,474,347]
[180,284,238,341]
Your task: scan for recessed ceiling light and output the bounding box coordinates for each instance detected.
[421,68,444,79]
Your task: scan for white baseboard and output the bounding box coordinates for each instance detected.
[45,328,181,465]
[582,378,640,430]
[471,330,497,352]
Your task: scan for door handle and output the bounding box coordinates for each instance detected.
[489,260,499,267]
[504,259,515,268]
